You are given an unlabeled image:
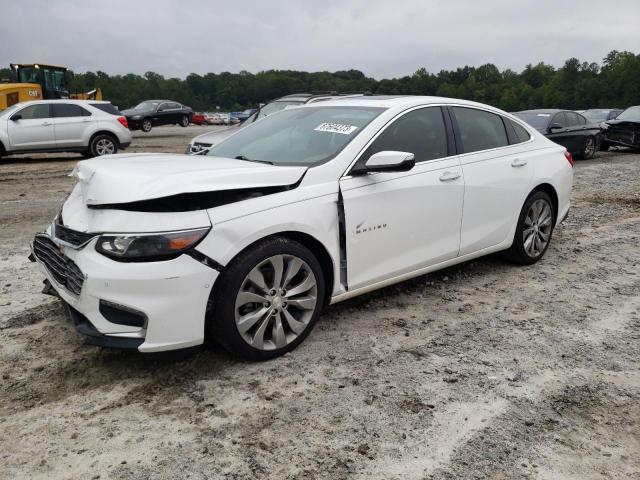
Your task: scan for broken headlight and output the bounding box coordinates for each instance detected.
[95,227,210,261]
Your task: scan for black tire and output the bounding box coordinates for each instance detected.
[208,237,325,361]
[576,135,596,160]
[505,191,555,265]
[141,118,153,133]
[180,115,190,127]
[89,134,118,157]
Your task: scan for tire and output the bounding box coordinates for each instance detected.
[89,134,118,157]
[208,237,325,360]
[505,191,555,265]
[576,136,596,160]
[141,118,153,133]
[180,115,190,127]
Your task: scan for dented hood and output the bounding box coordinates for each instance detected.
[71,153,307,206]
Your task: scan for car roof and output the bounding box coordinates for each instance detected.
[517,109,565,114]
[8,99,113,107]
[298,95,504,111]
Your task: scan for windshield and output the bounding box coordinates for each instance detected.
[0,103,22,117]
[514,112,551,129]
[616,106,640,122]
[207,106,384,166]
[134,101,159,110]
[256,100,303,120]
[582,110,610,123]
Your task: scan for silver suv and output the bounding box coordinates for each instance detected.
[0,100,132,160]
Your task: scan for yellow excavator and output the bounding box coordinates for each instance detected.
[0,63,102,111]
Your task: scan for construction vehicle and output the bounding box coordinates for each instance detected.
[0,63,102,111]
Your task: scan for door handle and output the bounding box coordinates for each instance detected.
[511,158,528,167]
[82,119,91,122]
[41,121,52,126]
[439,171,461,182]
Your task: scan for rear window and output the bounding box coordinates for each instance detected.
[90,103,121,115]
[506,118,531,144]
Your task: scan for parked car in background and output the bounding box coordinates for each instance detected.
[186,92,368,154]
[122,100,193,132]
[601,105,640,151]
[580,108,623,124]
[230,109,257,123]
[514,109,601,159]
[191,112,206,125]
[33,96,573,359]
[0,100,131,160]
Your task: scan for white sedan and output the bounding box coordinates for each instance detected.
[31,96,573,359]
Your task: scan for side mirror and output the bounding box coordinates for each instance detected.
[11,114,22,121]
[363,151,415,174]
[549,123,564,132]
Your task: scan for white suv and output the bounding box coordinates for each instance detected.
[0,100,132,160]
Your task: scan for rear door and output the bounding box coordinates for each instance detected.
[452,106,534,255]
[340,106,464,289]
[52,103,93,147]
[7,104,54,150]
[546,112,575,152]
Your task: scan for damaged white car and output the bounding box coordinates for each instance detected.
[31,96,573,359]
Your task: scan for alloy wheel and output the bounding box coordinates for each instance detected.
[142,120,152,132]
[522,199,552,258]
[584,137,595,158]
[95,138,115,156]
[234,254,318,351]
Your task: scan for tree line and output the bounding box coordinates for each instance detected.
[2,50,639,112]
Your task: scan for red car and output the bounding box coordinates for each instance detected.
[191,112,206,125]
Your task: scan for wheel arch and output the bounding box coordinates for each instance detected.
[89,130,120,147]
[530,182,559,223]
[215,230,335,307]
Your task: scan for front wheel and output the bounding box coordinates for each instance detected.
[141,118,152,133]
[180,115,190,127]
[506,191,555,265]
[209,237,325,360]
[89,134,118,157]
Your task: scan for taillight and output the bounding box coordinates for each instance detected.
[117,116,128,129]
[564,151,574,167]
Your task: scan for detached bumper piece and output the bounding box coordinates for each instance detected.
[33,235,85,295]
[67,303,144,350]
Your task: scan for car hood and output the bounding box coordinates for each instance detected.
[192,124,243,145]
[606,119,640,128]
[71,153,307,206]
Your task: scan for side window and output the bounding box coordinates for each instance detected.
[575,113,587,125]
[565,112,583,127]
[552,112,568,128]
[452,107,509,153]
[169,102,181,109]
[364,107,448,164]
[52,104,91,118]
[505,118,531,144]
[16,104,50,119]
[158,103,169,111]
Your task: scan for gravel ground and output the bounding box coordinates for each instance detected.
[0,126,638,480]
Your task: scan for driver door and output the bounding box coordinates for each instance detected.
[339,106,464,290]
[7,104,55,150]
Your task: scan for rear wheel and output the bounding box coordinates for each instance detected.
[577,136,596,160]
[506,191,555,265]
[89,134,118,157]
[180,115,190,127]
[208,237,325,360]
[141,118,152,132]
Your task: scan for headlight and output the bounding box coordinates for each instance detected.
[95,227,210,261]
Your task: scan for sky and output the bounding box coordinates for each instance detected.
[2,0,639,79]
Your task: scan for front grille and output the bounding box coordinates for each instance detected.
[54,217,95,247]
[33,235,85,295]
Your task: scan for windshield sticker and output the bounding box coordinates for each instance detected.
[536,113,551,117]
[314,123,358,135]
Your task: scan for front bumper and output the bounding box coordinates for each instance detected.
[31,232,219,352]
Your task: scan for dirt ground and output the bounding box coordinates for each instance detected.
[0,126,639,480]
